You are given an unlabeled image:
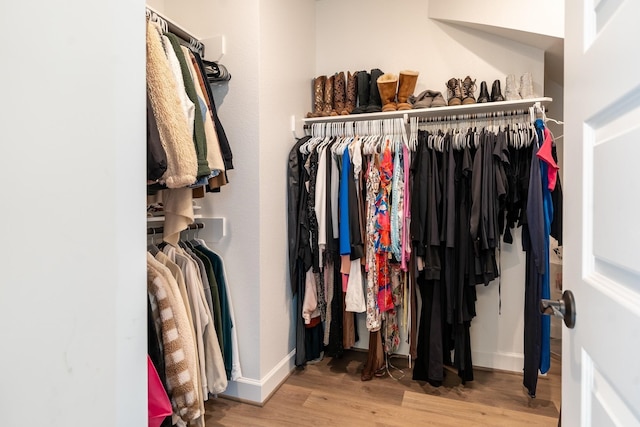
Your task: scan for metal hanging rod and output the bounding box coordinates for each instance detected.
[146,5,204,55]
[147,222,204,235]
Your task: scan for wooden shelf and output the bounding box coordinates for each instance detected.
[302,97,552,124]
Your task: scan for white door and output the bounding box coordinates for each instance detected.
[563,0,640,425]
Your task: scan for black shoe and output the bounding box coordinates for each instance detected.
[477,81,490,103]
[365,68,384,113]
[491,79,505,102]
[351,71,370,114]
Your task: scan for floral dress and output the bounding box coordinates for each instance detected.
[375,141,394,313]
[365,157,381,331]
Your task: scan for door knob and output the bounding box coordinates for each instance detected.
[540,290,576,329]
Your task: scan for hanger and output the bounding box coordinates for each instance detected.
[148,228,160,255]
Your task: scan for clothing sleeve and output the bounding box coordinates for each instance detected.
[147,93,168,181]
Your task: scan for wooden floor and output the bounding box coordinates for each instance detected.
[205,350,561,426]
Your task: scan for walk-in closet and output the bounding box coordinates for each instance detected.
[4,0,640,426]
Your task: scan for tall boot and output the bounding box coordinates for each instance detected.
[351,71,370,114]
[361,330,385,381]
[365,68,384,113]
[505,74,521,101]
[491,79,505,102]
[342,71,357,115]
[332,72,346,116]
[477,81,490,103]
[519,72,535,99]
[321,74,334,117]
[377,73,398,112]
[396,70,419,111]
[306,75,326,118]
[446,77,462,106]
[461,76,476,105]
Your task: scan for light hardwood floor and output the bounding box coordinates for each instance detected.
[205,350,561,426]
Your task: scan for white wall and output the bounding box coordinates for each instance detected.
[316,0,545,103]
[258,0,316,383]
[0,0,146,426]
[429,0,564,39]
[315,0,547,372]
[163,0,263,385]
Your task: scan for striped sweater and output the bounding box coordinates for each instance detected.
[148,258,201,422]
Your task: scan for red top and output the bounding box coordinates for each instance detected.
[536,128,559,191]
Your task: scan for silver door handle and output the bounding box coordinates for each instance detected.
[540,290,576,329]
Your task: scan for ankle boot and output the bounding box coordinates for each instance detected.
[477,81,490,103]
[505,74,521,101]
[446,77,462,106]
[461,76,476,105]
[341,71,357,115]
[378,73,399,112]
[519,72,535,99]
[491,79,505,102]
[321,74,334,116]
[365,68,384,113]
[397,70,419,110]
[306,75,326,118]
[351,71,370,114]
[331,72,346,116]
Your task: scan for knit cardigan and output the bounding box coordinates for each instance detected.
[146,22,198,188]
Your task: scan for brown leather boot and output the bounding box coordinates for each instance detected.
[377,73,398,112]
[306,75,326,118]
[461,76,476,105]
[321,74,334,117]
[397,70,419,110]
[332,72,346,116]
[446,77,462,106]
[341,71,357,115]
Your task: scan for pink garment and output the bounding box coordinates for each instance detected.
[342,273,349,293]
[536,128,559,191]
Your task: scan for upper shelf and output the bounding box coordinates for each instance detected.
[302,97,552,124]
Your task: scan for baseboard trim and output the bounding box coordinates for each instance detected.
[221,349,296,405]
[472,350,524,373]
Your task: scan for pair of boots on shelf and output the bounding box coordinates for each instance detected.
[352,69,384,114]
[307,72,356,117]
[306,69,387,118]
[477,79,505,103]
[504,72,536,100]
[446,76,481,106]
[476,72,536,103]
[376,70,419,112]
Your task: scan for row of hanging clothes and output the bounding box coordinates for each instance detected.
[147,223,242,427]
[145,9,239,427]
[146,9,233,246]
[287,106,562,396]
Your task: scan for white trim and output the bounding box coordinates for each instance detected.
[221,350,296,404]
[472,350,524,373]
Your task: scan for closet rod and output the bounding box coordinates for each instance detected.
[417,109,530,123]
[146,5,204,54]
[147,222,204,235]
[302,97,552,124]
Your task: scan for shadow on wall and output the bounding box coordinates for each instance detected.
[211,82,230,107]
[430,20,543,92]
